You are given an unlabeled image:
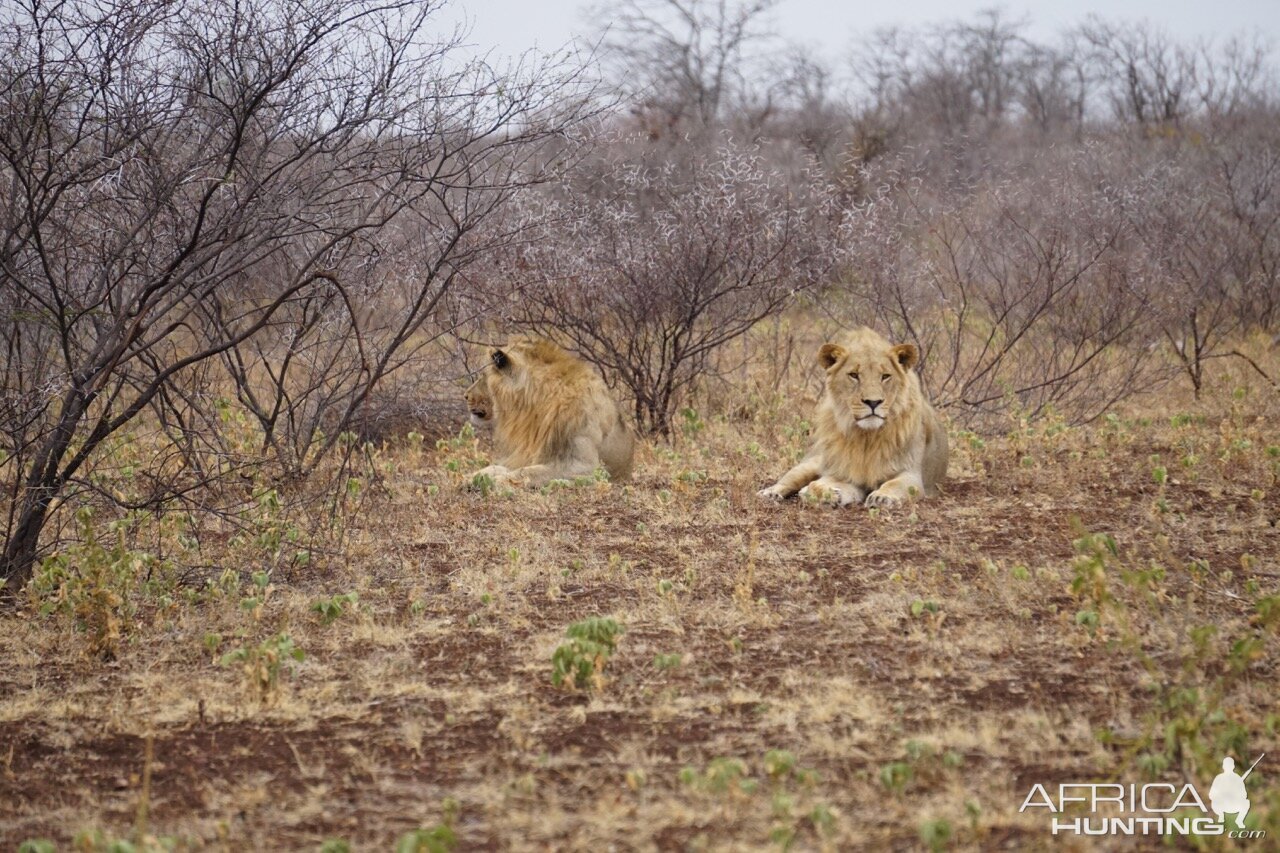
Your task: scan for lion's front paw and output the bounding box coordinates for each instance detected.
[799,481,840,506]
[800,478,863,507]
[864,489,903,509]
[757,484,789,502]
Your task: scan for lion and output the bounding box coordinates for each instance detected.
[463,337,635,489]
[758,327,947,508]
[464,375,494,432]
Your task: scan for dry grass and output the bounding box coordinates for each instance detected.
[2,347,1279,852]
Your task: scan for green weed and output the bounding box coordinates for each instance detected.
[551,616,624,690]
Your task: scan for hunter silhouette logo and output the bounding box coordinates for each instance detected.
[1210,754,1263,829]
[1019,753,1267,839]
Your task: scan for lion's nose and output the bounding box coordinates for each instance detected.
[863,399,883,411]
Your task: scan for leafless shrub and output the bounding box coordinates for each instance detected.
[337,345,476,445]
[1081,19,1273,131]
[852,13,1047,143]
[1213,124,1280,330]
[484,138,850,435]
[1018,37,1090,137]
[766,48,853,168]
[835,150,1166,426]
[592,0,779,136]
[1123,138,1280,396]
[0,0,594,591]
[848,14,1274,169]
[1080,20,1197,128]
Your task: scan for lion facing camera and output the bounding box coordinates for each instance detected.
[463,337,635,489]
[759,327,947,508]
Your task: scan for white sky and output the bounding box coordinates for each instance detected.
[439,0,1280,62]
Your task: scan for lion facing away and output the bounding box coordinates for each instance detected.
[464,337,635,488]
[759,327,947,508]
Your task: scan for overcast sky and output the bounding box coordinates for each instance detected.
[439,0,1280,62]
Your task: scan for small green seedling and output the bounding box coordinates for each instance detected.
[394,825,456,853]
[551,616,624,690]
[310,591,359,625]
[219,633,305,705]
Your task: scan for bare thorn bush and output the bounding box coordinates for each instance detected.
[836,149,1168,426]
[0,0,596,590]
[484,138,850,435]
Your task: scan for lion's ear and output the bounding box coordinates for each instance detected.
[491,349,510,370]
[891,343,919,371]
[818,343,845,370]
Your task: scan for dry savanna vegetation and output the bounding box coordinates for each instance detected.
[2,338,1279,851]
[2,0,1280,851]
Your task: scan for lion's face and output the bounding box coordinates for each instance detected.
[466,338,546,426]
[464,375,493,429]
[818,334,919,433]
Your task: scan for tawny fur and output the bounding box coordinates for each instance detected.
[464,376,493,432]
[464,337,634,489]
[759,327,947,508]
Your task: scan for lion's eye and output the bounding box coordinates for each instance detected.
[848,371,859,381]
[882,374,891,382]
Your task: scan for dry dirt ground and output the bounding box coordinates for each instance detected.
[2,362,1279,851]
